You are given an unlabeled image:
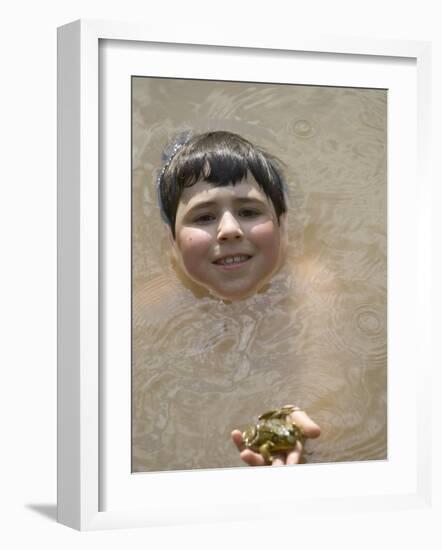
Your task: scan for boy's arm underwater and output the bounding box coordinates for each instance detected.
[231,407,321,466]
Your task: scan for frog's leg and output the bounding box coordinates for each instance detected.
[259,406,292,421]
[275,405,297,418]
[291,422,306,444]
[261,406,297,420]
[287,423,308,458]
[259,442,275,464]
[258,409,279,421]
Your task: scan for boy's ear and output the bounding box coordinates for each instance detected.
[279,212,288,234]
[165,223,174,245]
[164,223,179,259]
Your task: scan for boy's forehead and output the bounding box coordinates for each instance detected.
[178,176,269,207]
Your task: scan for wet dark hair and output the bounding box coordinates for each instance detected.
[157,131,288,238]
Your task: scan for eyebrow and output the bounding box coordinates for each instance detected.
[187,197,266,212]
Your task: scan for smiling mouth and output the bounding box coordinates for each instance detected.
[213,254,252,266]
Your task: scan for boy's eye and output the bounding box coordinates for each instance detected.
[238,208,261,218]
[193,213,216,224]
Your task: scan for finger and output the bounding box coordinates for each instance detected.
[271,453,286,466]
[288,410,321,439]
[240,449,266,466]
[286,440,303,465]
[231,430,245,452]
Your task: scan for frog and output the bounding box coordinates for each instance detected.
[241,405,305,465]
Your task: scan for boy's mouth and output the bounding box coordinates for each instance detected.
[213,254,252,266]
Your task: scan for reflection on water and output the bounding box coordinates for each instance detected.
[131,77,387,472]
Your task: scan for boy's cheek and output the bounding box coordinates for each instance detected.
[249,221,281,246]
[175,228,212,265]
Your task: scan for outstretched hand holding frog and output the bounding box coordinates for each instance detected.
[157,131,321,466]
[231,405,321,466]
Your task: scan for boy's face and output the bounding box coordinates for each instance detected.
[170,175,287,300]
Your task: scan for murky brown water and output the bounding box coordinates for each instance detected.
[131,77,387,472]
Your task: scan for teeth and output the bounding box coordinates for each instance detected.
[216,255,249,265]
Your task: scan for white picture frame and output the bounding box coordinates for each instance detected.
[57,19,433,531]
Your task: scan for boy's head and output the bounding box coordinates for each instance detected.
[157,131,289,300]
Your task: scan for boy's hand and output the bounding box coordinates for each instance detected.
[231,407,321,466]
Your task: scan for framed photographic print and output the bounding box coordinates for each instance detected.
[57,19,432,530]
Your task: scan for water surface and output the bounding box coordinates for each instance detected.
[131,77,387,472]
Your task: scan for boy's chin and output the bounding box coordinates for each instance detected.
[171,257,281,302]
[204,265,286,302]
[180,269,266,301]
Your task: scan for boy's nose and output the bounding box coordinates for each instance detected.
[217,211,244,241]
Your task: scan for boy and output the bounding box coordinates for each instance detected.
[157,130,320,465]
